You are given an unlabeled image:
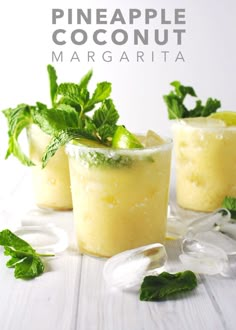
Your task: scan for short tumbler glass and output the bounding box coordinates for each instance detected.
[66,137,172,257]
[172,118,236,212]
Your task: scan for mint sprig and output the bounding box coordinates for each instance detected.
[47,64,58,108]
[3,65,143,168]
[163,81,221,119]
[3,104,34,166]
[2,65,118,167]
[0,229,54,280]
[32,105,80,135]
[41,127,98,167]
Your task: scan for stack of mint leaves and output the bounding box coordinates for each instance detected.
[3,65,120,168]
[163,81,221,119]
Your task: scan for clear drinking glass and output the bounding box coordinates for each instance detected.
[28,125,72,210]
[172,118,236,212]
[66,137,172,257]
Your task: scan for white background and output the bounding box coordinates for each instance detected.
[0,0,235,173]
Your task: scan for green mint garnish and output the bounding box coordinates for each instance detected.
[3,104,34,166]
[3,65,144,168]
[140,271,198,301]
[163,81,221,119]
[0,229,54,280]
[2,65,122,167]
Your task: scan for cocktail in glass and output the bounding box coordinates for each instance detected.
[66,135,172,257]
[172,118,236,212]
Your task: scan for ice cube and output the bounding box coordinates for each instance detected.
[14,225,69,254]
[21,207,54,226]
[180,238,229,275]
[186,208,231,237]
[179,254,229,276]
[103,243,167,289]
[144,130,165,147]
[194,231,236,256]
[220,223,236,241]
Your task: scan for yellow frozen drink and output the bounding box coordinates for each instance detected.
[172,117,236,212]
[66,131,172,257]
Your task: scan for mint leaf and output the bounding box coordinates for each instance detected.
[171,81,197,100]
[222,196,236,220]
[47,64,58,107]
[0,229,34,253]
[14,255,44,279]
[85,82,112,110]
[0,229,53,280]
[57,96,82,113]
[79,69,93,89]
[93,99,119,143]
[201,98,221,117]
[163,82,221,119]
[32,106,79,135]
[83,117,97,136]
[140,271,198,301]
[97,124,117,143]
[3,104,34,166]
[36,102,48,111]
[93,99,119,127]
[163,94,187,119]
[41,128,96,167]
[57,83,89,109]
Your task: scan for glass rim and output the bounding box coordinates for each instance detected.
[171,118,236,131]
[66,135,172,157]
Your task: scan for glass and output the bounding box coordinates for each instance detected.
[66,136,172,257]
[28,125,72,210]
[172,118,236,212]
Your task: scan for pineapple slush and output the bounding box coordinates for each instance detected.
[173,118,236,212]
[28,125,72,210]
[66,133,172,257]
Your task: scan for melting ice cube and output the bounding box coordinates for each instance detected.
[103,243,167,289]
[14,225,69,254]
[179,238,229,275]
[187,208,231,237]
[194,231,236,256]
[220,222,236,241]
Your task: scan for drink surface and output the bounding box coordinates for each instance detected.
[173,118,236,212]
[67,136,172,257]
[28,125,72,210]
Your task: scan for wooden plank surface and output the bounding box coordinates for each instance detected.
[0,168,235,330]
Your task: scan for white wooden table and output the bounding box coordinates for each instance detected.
[0,160,235,330]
